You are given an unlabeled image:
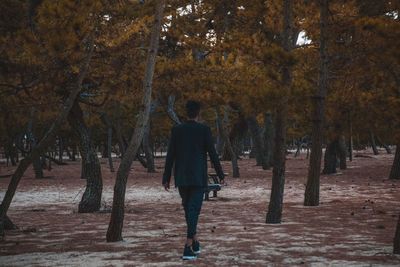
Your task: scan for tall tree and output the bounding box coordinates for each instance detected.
[0,34,94,234]
[304,0,328,206]
[216,106,240,178]
[68,100,103,213]
[106,0,166,242]
[266,0,293,224]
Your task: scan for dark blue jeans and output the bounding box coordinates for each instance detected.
[178,186,204,239]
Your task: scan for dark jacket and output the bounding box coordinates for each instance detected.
[162,120,224,187]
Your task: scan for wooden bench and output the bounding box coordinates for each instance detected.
[204,172,228,201]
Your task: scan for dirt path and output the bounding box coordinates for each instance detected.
[1,149,400,266]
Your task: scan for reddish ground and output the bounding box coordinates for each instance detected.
[0,149,399,266]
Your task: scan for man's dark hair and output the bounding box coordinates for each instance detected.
[185,100,201,119]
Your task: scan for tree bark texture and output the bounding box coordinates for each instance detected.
[167,94,181,124]
[230,110,248,157]
[58,136,64,163]
[294,136,308,158]
[99,112,115,172]
[27,107,43,179]
[68,101,103,213]
[142,101,158,173]
[220,106,233,161]
[369,130,379,155]
[216,109,224,155]
[394,215,400,254]
[263,112,275,170]
[266,0,292,224]
[0,35,94,233]
[304,0,328,206]
[106,0,165,242]
[349,121,353,162]
[389,142,400,180]
[322,139,338,174]
[338,133,347,170]
[114,101,125,156]
[248,116,267,168]
[216,106,240,178]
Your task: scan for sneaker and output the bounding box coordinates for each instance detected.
[182,245,197,260]
[192,240,201,254]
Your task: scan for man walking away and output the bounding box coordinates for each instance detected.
[162,100,225,260]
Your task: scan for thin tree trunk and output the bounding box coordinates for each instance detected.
[248,116,266,167]
[338,133,347,170]
[394,215,400,254]
[216,110,224,155]
[216,106,240,177]
[142,101,158,173]
[376,136,392,154]
[266,0,292,224]
[69,101,103,212]
[58,136,63,163]
[263,112,274,169]
[304,0,328,206]
[369,130,379,155]
[220,106,233,161]
[167,94,181,124]
[106,0,165,242]
[389,142,400,180]
[143,121,155,172]
[295,136,307,158]
[27,107,43,178]
[349,121,353,161]
[99,112,115,172]
[0,35,94,233]
[115,101,125,156]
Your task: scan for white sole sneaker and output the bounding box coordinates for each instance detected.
[182,255,197,260]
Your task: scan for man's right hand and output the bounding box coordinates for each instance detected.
[163,182,170,191]
[219,178,225,185]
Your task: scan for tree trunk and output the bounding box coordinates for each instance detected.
[248,116,266,167]
[99,112,115,172]
[27,107,43,179]
[294,136,308,158]
[323,139,337,174]
[216,106,240,178]
[394,215,400,254]
[143,121,155,173]
[369,130,379,155]
[349,121,353,161]
[68,101,103,213]
[166,94,181,124]
[58,136,64,163]
[304,0,328,206]
[263,112,274,169]
[142,100,159,173]
[389,142,400,180]
[216,110,224,155]
[266,0,292,224]
[338,133,347,170]
[220,106,233,161]
[230,110,248,157]
[115,101,125,156]
[0,34,94,233]
[72,145,77,161]
[5,143,17,167]
[106,0,165,242]
[376,136,392,154]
